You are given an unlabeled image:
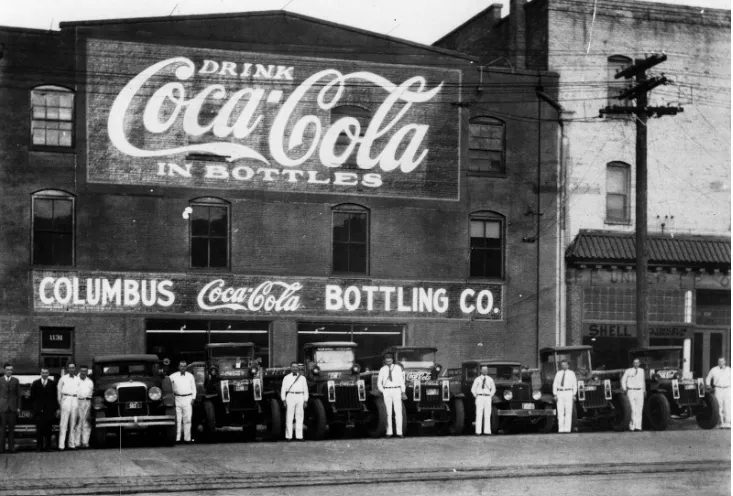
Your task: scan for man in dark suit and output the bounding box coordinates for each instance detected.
[0,363,21,453]
[30,367,58,451]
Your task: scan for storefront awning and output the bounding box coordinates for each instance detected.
[566,230,731,269]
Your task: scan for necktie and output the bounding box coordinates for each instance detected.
[388,365,393,382]
[634,369,638,377]
[561,371,566,387]
[43,380,46,387]
[482,377,486,389]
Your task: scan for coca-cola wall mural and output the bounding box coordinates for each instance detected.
[33,271,502,320]
[85,39,461,200]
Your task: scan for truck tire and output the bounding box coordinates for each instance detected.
[538,403,556,433]
[203,400,216,436]
[611,393,633,432]
[696,392,721,430]
[445,398,465,435]
[645,393,671,431]
[491,406,500,434]
[266,397,283,439]
[570,402,578,432]
[92,412,107,448]
[366,397,387,438]
[306,397,327,441]
[400,401,408,436]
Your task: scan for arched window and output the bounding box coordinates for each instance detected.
[606,162,631,223]
[332,204,369,275]
[189,197,230,269]
[330,105,371,169]
[469,117,505,174]
[607,55,633,107]
[32,189,75,266]
[469,211,504,279]
[31,85,74,147]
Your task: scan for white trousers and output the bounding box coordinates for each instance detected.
[58,396,78,449]
[627,390,644,431]
[383,388,403,436]
[556,391,574,433]
[475,396,492,434]
[74,400,92,447]
[715,388,731,428]
[175,396,193,441]
[285,394,305,440]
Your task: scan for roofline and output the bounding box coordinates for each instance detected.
[206,342,255,347]
[433,3,504,46]
[539,346,593,352]
[0,25,61,35]
[58,10,478,63]
[575,229,731,243]
[93,354,160,363]
[462,360,522,366]
[303,341,358,348]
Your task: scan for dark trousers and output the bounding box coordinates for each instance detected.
[36,412,54,449]
[0,411,17,452]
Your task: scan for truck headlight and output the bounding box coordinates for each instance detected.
[312,366,321,376]
[148,386,162,401]
[104,388,118,403]
[503,390,513,401]
[249,366,259,376]
[532,391,542,400]
[352,364,361,375]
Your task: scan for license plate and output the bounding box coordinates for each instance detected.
[127,402,142,409]
[685,385,696,390]
[522,403,534,410]
[18,411,33,419]
[426,388,439,396]
[234,383,248,392]
[585,386,597,391]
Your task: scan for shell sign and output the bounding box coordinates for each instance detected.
[85,39,462,200]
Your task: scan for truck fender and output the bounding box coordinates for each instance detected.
[369,390,384,398]
[453,392,466,400]
[540,394,555,405]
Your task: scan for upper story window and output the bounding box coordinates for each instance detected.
[469,117,505,174]
[332,204,369,275]
[32,190,74,266]
[607,55,633,107]
[469,211,504,279]
[330,105,371,169]
[31,85,74,147]
[606,162,631,224]
[190,198,229,269]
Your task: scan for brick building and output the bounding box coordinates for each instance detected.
[436,0,731,372]
[0,11,560,371]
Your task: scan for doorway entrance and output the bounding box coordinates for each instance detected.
[693,329,730,377]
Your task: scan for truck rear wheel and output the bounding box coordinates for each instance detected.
[538,403,556,433]
[696,392,721,430]
[305,397,327,441]
[266,397,283,439]
[611,393,633,432]
[366,397,387,438]
[444,398,465,435]
[645,393,670,431]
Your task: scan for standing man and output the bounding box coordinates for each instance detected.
[281,362,309,441]
[57,363,80,450]
[706,357,731,429]
[377,353,406,438]
[74,365,94,448]
[552,360,577,433]
[621,358,646,432]
[0,363,21,453]
[30,367,58,451]
[169,360,196,443]
[471,365,496,435]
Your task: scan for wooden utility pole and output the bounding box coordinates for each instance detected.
[600,53,683,348]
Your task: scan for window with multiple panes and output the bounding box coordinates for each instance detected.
[31,86,74,147]
[583,287,686,322]
[606,162,630,223]
[330,105,371,169]
[607,55,633,107]
[32,190,74,266]
[332,205,369,275]
[469,117,505,174]
[469,212,504,279]
[190,199,229,269]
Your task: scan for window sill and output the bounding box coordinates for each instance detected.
[467,276,504,283]
[604,219,632,226]
[188,266,231,272]
[330,272,370,278]
[467,171,507,178]
[32,263,76,269]
[29,145,76,154]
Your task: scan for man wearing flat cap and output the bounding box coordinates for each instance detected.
[377,353,406,438]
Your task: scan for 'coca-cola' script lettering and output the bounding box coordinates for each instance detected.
[197,279,302,312]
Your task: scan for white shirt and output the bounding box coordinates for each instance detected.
[378,364,406,393]
[77,377,94,400]
[280,373,309,402]
[552,369,578,395]
[57,374,81,402]
[621,367,646,391]
[471,375,496,398]
[706,366,731,389]
[170,371,197,399]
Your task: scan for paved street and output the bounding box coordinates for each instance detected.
[0,422,729,496]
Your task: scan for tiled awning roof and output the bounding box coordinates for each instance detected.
[566,230,731,267]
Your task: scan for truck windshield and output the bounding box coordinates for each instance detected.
[314,349,355,371]
[486,365,519,380]
[216,357,252,375]
[632,350,681,369]
[210,346,254,358]
[556,351,592,376]
[399,350,436,368]
[98,363,154,377]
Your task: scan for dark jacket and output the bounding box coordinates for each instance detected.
[0,376,21,413]
[30,378,58,414]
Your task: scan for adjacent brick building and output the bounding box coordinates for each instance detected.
[0,11,560,371]
[436,0,731,372]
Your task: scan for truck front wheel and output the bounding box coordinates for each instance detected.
[366,397,387,438]
[266,398,283,439]
[305,397,327,440]
[611,393,633,432]
[203,400,216,437]
[645,393,671,431]
[92,412,107,448]
[696,392,721,430]
[444,398,465,435]
[538,403,556,433]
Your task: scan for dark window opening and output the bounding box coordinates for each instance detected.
[332,205,368,275]
[190,201,229,269]
[33,193,74,266]
[470,214,503,278]
[469,117,505,174]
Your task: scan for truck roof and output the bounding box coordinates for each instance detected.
[303,341,357,349]
[93,354,160,364]
[384,346,438,354]
[462,360,522,368]
[539,346,593,354]
[205,342,255,348]
[630,346,683,352]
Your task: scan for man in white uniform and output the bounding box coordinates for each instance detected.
[377,353,406,438]
[621,358,646,431]
[169,360,197,443]
[281,362,309,441]
[74,365,94,448]
[57,363,80,450]
[471,365,496,435]
[706,357,731,429]
[552,360,577,433]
